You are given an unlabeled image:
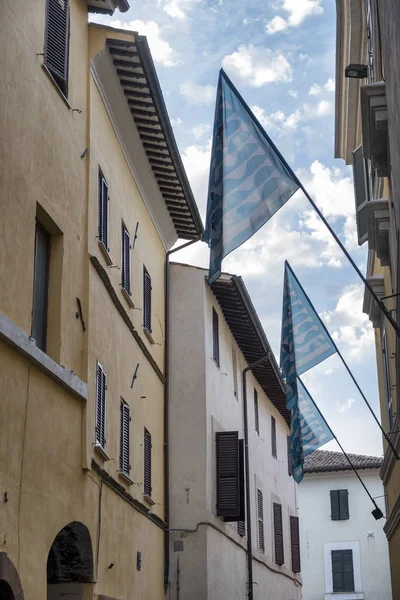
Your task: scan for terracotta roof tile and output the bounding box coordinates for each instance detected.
[304,449,382,473]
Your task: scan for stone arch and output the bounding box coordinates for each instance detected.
[47,522,94,584]
[0,553,24,600]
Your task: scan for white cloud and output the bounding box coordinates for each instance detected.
[336,398,356,413]
[109,20,179,67]
[222,45,292,87]
[179,81,215,105]
[309,78,335,95]
[158,0,200,20]
[309,83,321,95]
[266,0,323,34]
[181,139,211,218]
[251,100,332,135]
[171,117,182,127]
[316,100,333,116]
[325,77,335,92]
[288,89,298,98]
[190,123,212,139]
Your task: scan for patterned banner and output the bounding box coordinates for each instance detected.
[205,70,299,284]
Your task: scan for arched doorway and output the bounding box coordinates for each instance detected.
[0,553,24,600]
[47,522,94,600]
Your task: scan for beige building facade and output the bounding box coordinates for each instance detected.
[335,1,400,596]
[0,2,202,598]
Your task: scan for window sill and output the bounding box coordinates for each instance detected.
[118,471,134,486]
[143,493,155,506]
[98,240,113,266]
[94,443,110,461]
[325,593,364,600]
[42,64,72,110]
[143,327,155,345]
[121,287,135,309]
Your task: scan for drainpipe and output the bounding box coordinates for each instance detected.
[242,355,270,600]
[164,237,202,592]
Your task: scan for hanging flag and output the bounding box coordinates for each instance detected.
[280,260,336,408]
[205,70,299,284]
[290,376,334,483]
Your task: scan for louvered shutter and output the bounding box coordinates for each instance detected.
[122,224,131,295]
[216,431,240,518]
[287,436,293,476]
[144,429,152,496]
[343,550,355,591]
[339,489,349,520]
[98,169,109,250]
[212,308,220,367]
[96,363,106,447]
[44,0,70,96]
[237,520,245,537]
[352,146,370,245]
[271,416,277,458]
[143,268,152,332]
[332,550,354,592]
[330,490,340,520]
[119,400,130,475]
[224,438,245,523]
[257,489,264,553]
[273,503,284,565]
[290,516,301,573]
[254,389,259,434]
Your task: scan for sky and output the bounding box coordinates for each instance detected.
[91,0,384,457]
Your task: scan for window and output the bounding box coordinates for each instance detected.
[32,222,51,352]
[216,432,244,521]
[143,267,152,333]
[330,489,349,520]
[237,438,245,535]
[98,168,109,251]
[44,0,70,97]
[382,327,394,430]
[95,362,106,448]
[273,503,284,565]
[237,520,245,537]
[257,489,264,553]
[212,308,220,367]
[352,146,370,246]
[119,399,130,476]
[232,348,238,398]
[121,222,131,296]
[290,516,301,573]
[254,389,259,434]
[271,416,277,458]
[144,428,152,497]
[287,436,293,476]
[331,550,355,592]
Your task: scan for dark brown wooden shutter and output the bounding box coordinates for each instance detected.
[98,169,109,250]
[143,268,152,332]
[96,363,106,447]
[271,415,277,458]
[254,389,259,434]
[332,550,355,592]
[257,489,264,553]
[237,440,245,534]
[216,431,240,518]
[273,502,284,565]
[119,400,130,475]
[290,516,301,573]
[121,223,131,295]
[44,0,70,96]
[212,308,220,367]
[287,436,293,476]
[144,428,152,496]
[339,489,349,519]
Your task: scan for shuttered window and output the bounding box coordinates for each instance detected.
[98,169,109,251]
[232,348,238,398]
[273,502,284,565]
[226,438,245,524]
[212,308,220,367]
[287,436,293,476]
[95,362,106,448]
[290,516,301,573]
[32,222,51,352]
[144,428,152,496]
[254,389,259,434]
[352,146,370,246]
[331,550,355,592]
[330,489,349,520]
[119,399,130,475]
[216,431,240,518]
[121,222,131,296]
[237,520,245,537]
[143,267,152,333]
[271,416,277,458]
[44,0,70,97]
[257,489,264,553]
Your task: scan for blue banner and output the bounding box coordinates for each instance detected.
[205,70,299,284]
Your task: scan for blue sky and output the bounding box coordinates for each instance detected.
[92,0,384,457]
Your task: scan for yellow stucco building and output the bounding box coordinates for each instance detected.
[335,1,400,596]
[0,1,203,598]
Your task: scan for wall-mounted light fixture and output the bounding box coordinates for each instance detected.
[345,64,368,79]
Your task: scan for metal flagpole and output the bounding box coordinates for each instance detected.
[287,263,400,460]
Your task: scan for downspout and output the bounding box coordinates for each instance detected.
[164,237,202,592]
[242,355,270,600]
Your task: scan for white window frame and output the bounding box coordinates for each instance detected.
[323,541,363,599]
